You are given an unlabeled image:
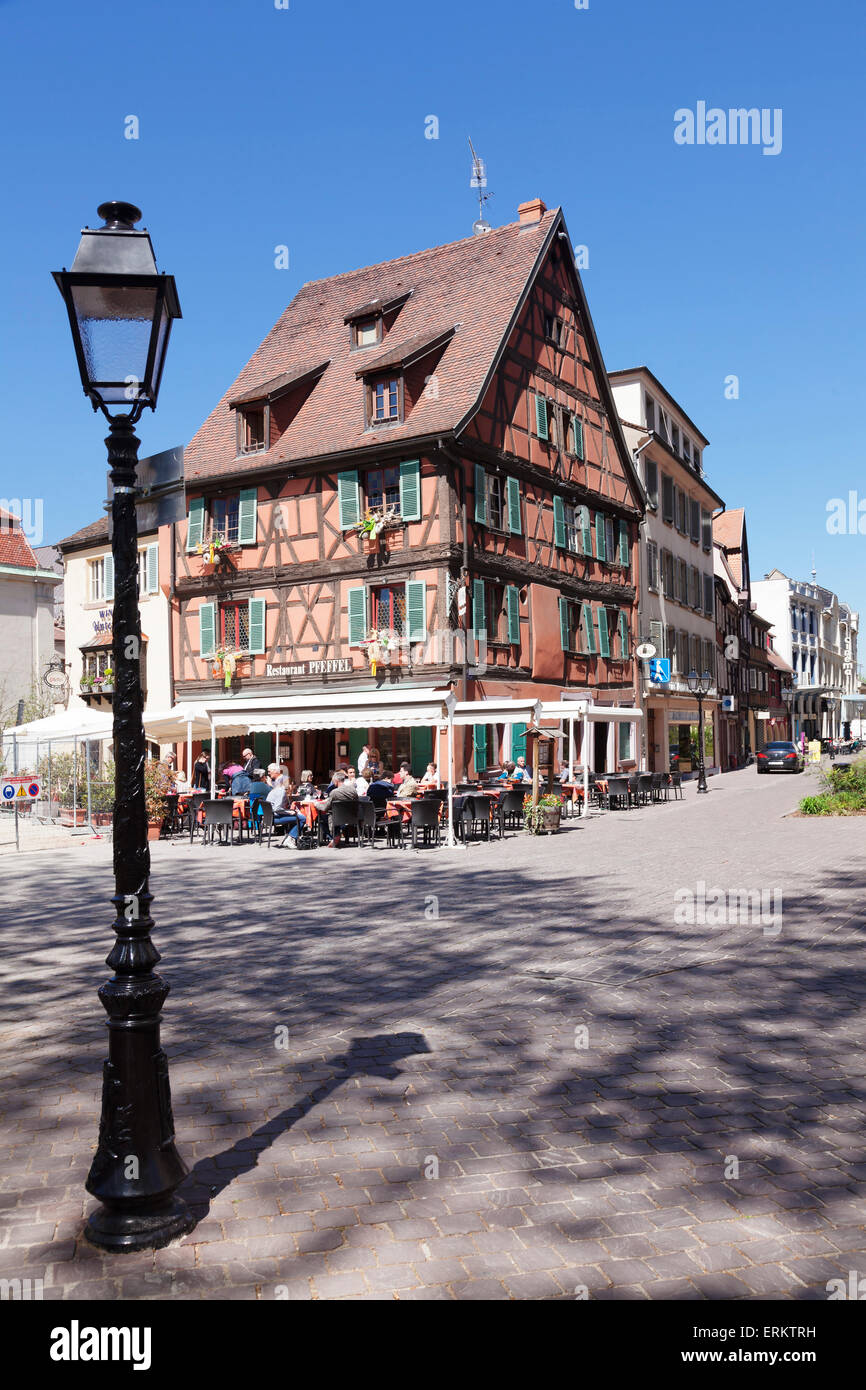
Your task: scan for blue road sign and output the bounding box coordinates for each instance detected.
[649,658,671,686]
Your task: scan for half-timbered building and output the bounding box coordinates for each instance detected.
[173,198,645,779]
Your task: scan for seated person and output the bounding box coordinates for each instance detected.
[269,779,306,848]
[246,772,272,824]
[395,770,419,799]
[366,770,395,807]
[354,769,370,796]
[295,770,317,799]
[419,763,438,787]
[392,761,411,787]
[496,761,516,782]
[510,757,532,783]
[315,771,359,848]
[230,771,252,796]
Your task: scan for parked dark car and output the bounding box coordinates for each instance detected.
[756,741,805,774]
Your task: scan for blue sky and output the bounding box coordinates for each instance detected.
[1,0,863,634]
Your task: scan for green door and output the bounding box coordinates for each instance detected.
[348,728,368,768]
[410,725,434,776]
[253,732,272,768]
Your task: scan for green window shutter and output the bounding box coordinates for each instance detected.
[473,724,488,775]
[472,578,486,633]
[338,470,360,529]
[104,554,114,600]
[405,580,427,642]
[399,459,421,521]
[619,610,630,658]
[580,506,592,556]
[559,597,569,651]
[506,476,522,535]
[534,393,548,440]
[199,601,216,658]
[237,487,258,545]
[347,586,367,645]
[571,415,584,459]
[618,519,629,567]
[247,597,266,654]
[186,496,205,552]
[505,585,520,644]
[474,463,487,525]
[598,607,610,657]
[582,602,597,654]
[511,722,527,761]
[553,494,566,548]
[410,725,433,776]
[146,542,159,594]
[595,512,606,561]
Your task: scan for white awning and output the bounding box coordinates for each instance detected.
[451,698,542,727]
[201,687,456,734]
[540,701,643,723]
[142,704,212,741]
[2,707,114,743]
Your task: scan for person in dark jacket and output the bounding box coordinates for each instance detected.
[315,771,359,848]
[192,752,210,789]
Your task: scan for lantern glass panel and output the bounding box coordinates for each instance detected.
[70,282,158,401]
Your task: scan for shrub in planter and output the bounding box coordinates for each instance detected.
[144,759,173,832]
[524,793,563,834]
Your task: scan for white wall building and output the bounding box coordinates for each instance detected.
[58,516,173,756]
[752,568,861,738]
[610,368,723,777]
[0,508,61,741]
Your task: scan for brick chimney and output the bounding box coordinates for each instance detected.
[518,198,547,226]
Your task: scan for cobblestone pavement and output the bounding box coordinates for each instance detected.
[2,764,865,1300]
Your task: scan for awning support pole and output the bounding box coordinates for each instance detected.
[186,719,192,787]
[447,708,456,847]
[210,717,216,797]
[583,713,590,818]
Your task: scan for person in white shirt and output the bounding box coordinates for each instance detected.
[357,744,370,775]
[355,772,369,795]
[419,763,438,786]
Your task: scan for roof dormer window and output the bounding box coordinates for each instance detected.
[239,406,266,455]
[370,377,402,424]
[354,317,381,348]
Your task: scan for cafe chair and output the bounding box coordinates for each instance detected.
[185,791,208,842]
[202,798,237,846]
[668,771,684,801]
[358,799,377,847]
[498,788,526,834]
[603,774,631,811]
[637,773,653,806]
[409,798,441,849]
[331,802,362,847]
[254,799,276,847]
[460,795,501,843]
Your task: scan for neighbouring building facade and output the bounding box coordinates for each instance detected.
[0,508,61,729]
[610,368,722,777]
[172,199,645,780]
[752,569,861,740]
[58,516,173,748]
[713,509,756,761]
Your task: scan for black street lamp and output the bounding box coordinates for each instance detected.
[686,668,713,794]
[53,203,191,1252]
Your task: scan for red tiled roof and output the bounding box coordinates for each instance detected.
[58,517,110,550]
[184,211,559,483]
[767,647,793,674]
[713,508,746,587]
[353,325,457,378]
[0,510,38,569]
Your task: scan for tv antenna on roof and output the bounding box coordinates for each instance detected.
[468,136,493,235]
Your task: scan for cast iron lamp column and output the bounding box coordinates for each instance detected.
[687,668,713,794]
[54,202,192,1251]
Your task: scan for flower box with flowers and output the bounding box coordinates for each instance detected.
[352,507,403,552]
[360,629,403,677]
[195,534,237,570]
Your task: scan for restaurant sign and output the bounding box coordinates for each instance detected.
[266,659,353,678]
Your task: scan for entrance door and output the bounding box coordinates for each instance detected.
[593,721,609,773]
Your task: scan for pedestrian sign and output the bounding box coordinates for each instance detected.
[1,777,41,802]
[648,658,671,686]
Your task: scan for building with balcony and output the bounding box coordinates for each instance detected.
[751,569,861,739]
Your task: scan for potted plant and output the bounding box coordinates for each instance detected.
[80,673,94,695]
[214,646,241,689]
[360,628,402,677]
[354,506,402,552]
[144,758,173,839]
[524,792,563,835]
[196,533,234,569]
[101,667,114,694]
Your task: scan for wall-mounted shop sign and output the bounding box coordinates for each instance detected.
[266,658,353,678]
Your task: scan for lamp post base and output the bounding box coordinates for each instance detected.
[85,1194,194,1254]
